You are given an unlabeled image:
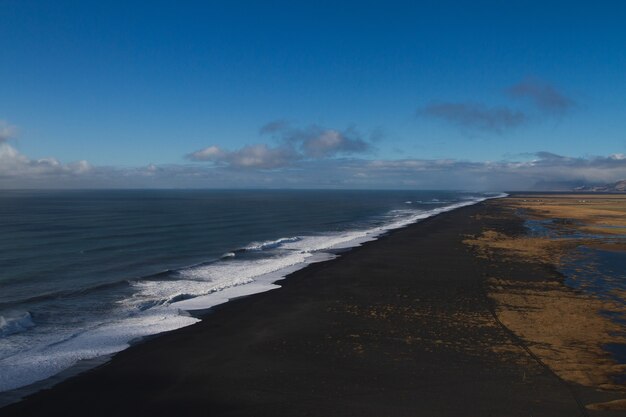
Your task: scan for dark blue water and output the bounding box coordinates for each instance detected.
[561,246,626,301]
[0,189,495,393]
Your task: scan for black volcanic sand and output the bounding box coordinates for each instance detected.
[1,201,621,416]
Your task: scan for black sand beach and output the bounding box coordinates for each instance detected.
[1,200,622,416]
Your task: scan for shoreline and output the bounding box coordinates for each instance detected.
[0,195,494,402]
[1,197,624,416]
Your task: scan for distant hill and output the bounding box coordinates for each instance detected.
[574,179,626,192]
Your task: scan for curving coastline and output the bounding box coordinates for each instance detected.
[2,197,624,416]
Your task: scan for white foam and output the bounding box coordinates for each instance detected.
[244,236,301,250]
[128,251,314,307]
[171,252,336,312]
[171,282,281,311]
[0,306,198,392]
[0,311,35,337]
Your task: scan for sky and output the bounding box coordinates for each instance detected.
[1,0,626,190]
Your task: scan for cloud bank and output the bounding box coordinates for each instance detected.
[4,143,626,191]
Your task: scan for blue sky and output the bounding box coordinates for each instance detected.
[1,1,626,189]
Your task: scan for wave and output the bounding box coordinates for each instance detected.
[243,236,301,251]
[0,311,35,337]
[129,251,315,307]
[414,200,451,204]
[0,271,174,311]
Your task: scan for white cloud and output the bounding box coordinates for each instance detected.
[0,120,92,181]
[187,146,225,161]
[187,144,298,169]
[0,142,92,180]
[187,122,373,169]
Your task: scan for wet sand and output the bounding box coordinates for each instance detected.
[1,198,623,416]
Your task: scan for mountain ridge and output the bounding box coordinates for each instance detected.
[574,179,626,192]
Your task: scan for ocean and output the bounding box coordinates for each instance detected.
[0,189,497,393]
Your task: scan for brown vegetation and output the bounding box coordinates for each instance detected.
[467,195,626,399]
